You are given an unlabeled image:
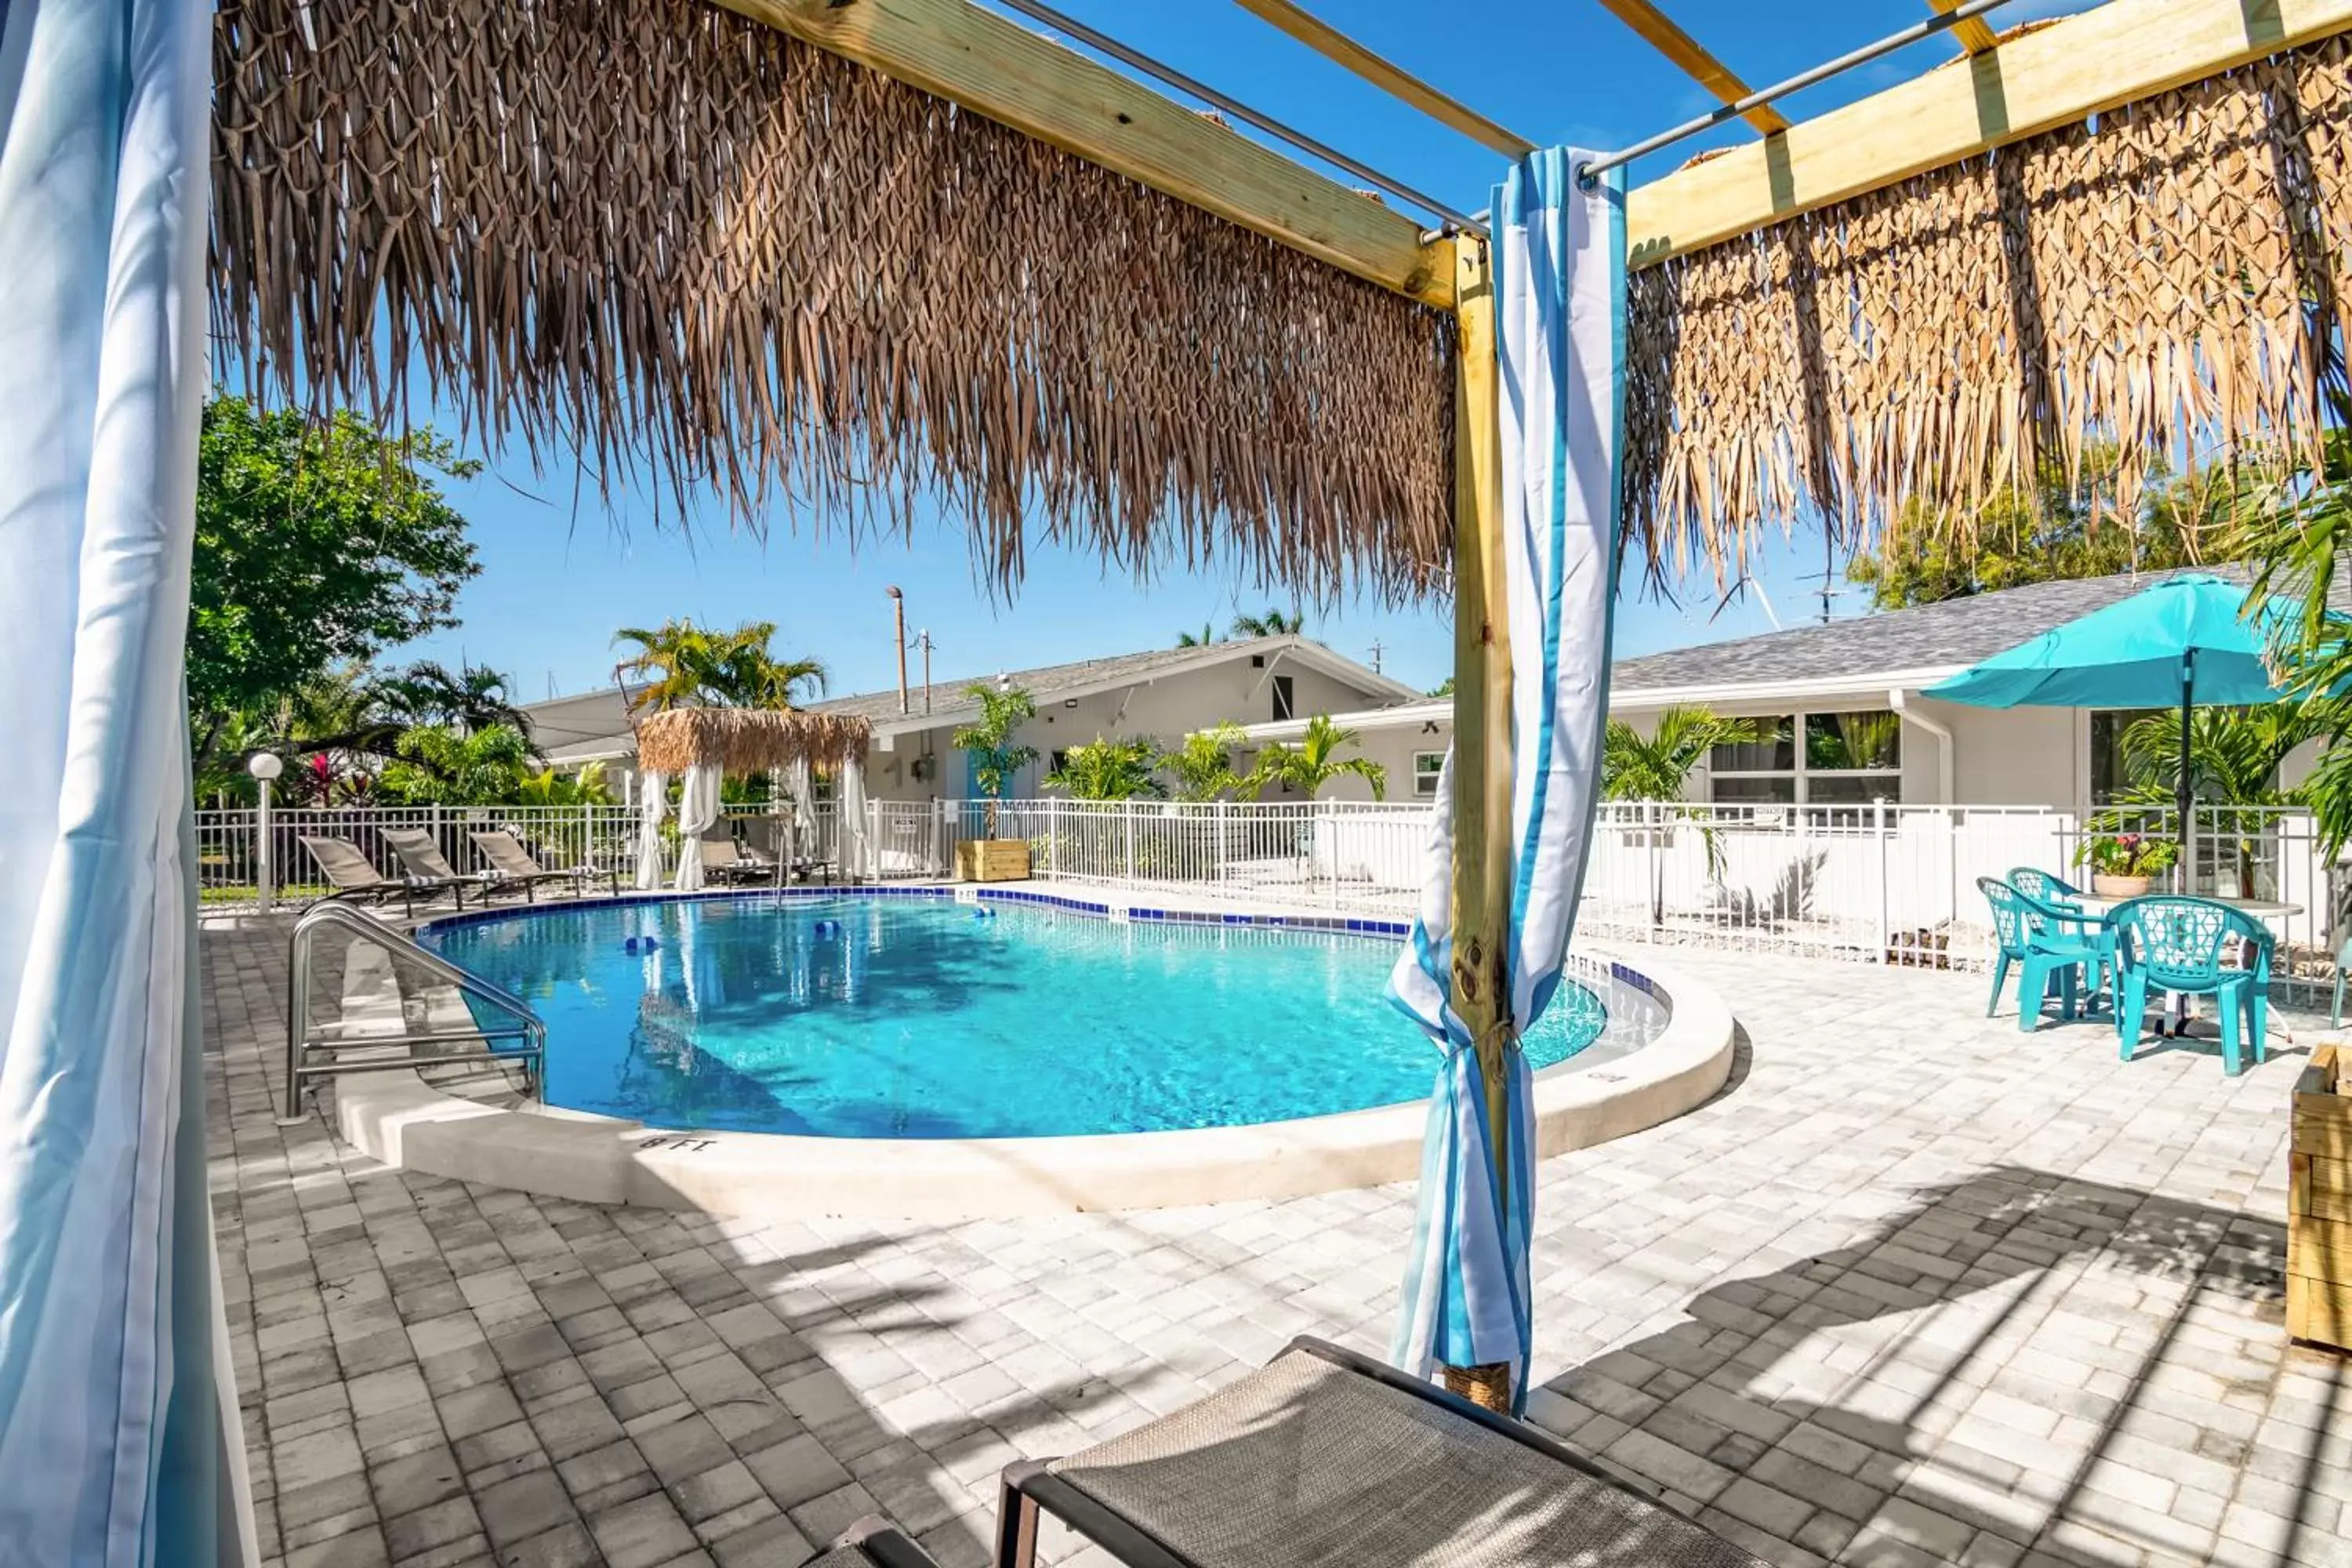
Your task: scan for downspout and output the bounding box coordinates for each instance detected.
[1889,688,1952,804]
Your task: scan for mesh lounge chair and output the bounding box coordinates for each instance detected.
[803,1516,938,1568]
[469,829,620,902]
[298,833,454,919]
[699,830,779,885]
[993,1338,1770,1568]
[379,827,493,909]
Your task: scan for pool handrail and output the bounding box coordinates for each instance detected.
[281,901,546,1123]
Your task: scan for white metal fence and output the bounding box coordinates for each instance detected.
[198,797,2349,988]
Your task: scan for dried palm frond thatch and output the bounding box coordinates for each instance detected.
[209,0,1454,602]
[633,709,873,776]
[1626,31,2352,585]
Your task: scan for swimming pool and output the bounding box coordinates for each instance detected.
[419,892,1633,1139]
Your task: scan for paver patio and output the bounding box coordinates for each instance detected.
[204,913,2352,1568]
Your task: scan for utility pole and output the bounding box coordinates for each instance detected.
[886,586,909,714]
[1369,637,1385,674]
[916,630,935,714]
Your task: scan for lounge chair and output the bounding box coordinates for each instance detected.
[805,1516,937,1568]
[379,827,494,909]
[993,1337,1769,1568]
[469,828,620,902]
[298,833,456,919]
[698,831,778,885]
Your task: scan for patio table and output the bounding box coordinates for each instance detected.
[2070,894,2300,1036]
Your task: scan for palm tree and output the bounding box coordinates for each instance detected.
[383,659,533,739]
[2118,706,2323,895]
[1044,737,1167,800]
[1602,706,1762,802]
[1247,714,1385,800]
[1230,607,1305,638]
[950,684,1040,837]
[614,619,826,710]
[1175,621,1218,648]
[377,722,535,805]
[1163,724,1246,802]
[1602,706,1763,927]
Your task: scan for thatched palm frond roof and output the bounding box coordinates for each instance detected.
[633,709,872,775]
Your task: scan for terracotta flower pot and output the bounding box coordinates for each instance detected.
[2091,873,2151,898]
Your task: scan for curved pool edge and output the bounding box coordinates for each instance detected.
[333,924,1737,1221]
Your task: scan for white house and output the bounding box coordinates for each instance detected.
[523,633,1418,800]
[1233,568,2339,812]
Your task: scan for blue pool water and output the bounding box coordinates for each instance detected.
[419,895,1617,1139]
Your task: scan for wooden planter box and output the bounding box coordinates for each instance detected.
[956,839,1032,883]
[2290,1044,2352,1352]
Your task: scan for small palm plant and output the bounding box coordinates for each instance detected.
[1247,714,1386,801]
[1602,706,1762,927]
[950,683,1040,837]
[2117,706,2321,895]
[1164,724,1246,802]
[1044,737,1167,800]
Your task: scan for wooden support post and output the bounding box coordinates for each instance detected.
[1439,234,1516,1415]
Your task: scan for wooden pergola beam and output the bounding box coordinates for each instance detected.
[1231,0,1537,157]
[1595,0,1791,136]
[716,0,1452,306]
[1929,0,2002,56]
[1627,0,2352,268]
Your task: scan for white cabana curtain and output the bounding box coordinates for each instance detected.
[673,764,721,891]
[784,758,815,875]
[633,769,670,891]
[0,0,252,1559]
[839,758,873,881]
[1388,149,1624,1409]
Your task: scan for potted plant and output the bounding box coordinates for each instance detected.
[2074,830,2177,897]
[951,682,1039,882]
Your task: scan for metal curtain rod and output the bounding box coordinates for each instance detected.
[1582,0,2016,181]
[993,0,1489,234]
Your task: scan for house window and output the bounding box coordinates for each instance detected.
[2090,708,2167,804]
[1272,674,1295,722]
[1708,716,1795,804]
[1412,751,1445,800]
[1049,749,1069,775]
[1704,710,1901,808]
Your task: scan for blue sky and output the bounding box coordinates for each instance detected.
[395,0,2095,704]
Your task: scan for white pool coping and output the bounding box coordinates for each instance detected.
[334,900,1737,1221]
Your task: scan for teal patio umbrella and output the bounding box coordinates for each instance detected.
[1923,573,2303,879]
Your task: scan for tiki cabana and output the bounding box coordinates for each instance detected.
[17,0,2352,1552]
[630,709,876,891]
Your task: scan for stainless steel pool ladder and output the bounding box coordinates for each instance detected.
[281,902,546,1124]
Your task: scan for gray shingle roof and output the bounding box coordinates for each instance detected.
[1611,566,2338,693]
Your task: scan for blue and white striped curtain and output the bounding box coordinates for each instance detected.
[0,0,249,1560]
[1390,150,1625,1406]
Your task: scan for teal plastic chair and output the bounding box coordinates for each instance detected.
[2111,896,2275,1076]
[2334,930,2349,1029]
[2007,866,2116,1004]
[1978,877,2104,1030]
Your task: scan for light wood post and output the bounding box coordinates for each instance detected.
[1440,234,1517,1414]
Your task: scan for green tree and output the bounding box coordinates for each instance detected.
[1247,714,1385,801]
[515,761,614,807]
[1602,706,1764,927]
[1847,449,2252,610]
[2114,706,2323,897]
[1428,675,1455,698]
[1175,621,1218,648]
[188,397,479,765]
[377,723,535,805]
[950,684,1040,837]
[382,659,532,738]
[1602,706,1762,801]
[614,619,826,710]
[1044,737,1167,800]
[1163,724,1247,802]
[1230,607,1305,638]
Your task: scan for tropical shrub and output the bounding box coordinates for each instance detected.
[1247,714,1385,801]
[1163,724,1247,802]
[951,684,1040,837]
[1044,737,1166,800]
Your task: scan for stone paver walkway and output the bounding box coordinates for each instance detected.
[205,914,2352,1568]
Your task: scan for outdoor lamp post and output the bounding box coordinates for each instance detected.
[249,751,285,913]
